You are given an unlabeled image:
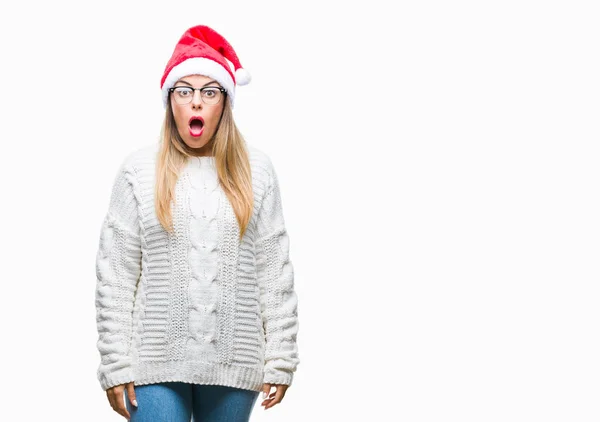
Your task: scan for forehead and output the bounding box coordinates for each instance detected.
[176,74,219,84]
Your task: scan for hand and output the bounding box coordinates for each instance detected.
[261,383,288,410]
[106,382,137,420]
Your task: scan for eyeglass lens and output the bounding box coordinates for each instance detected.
[172,87,223,105]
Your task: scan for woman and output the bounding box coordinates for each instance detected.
[94,25,300,421]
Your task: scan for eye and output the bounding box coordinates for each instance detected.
[203,88,217,97]
[175,87,192,96]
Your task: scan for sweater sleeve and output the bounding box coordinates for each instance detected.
[94,161,142,391]
[255,160,300,386]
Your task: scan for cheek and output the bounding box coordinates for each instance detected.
[172,108,186,131]
[207,109,223,128]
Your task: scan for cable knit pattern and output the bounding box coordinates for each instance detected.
[255,164,301,386]
[94,142,300,392]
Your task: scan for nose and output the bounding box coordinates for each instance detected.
[191,89,203,109]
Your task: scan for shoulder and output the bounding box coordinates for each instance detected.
[246,143,276,187]
[246,143,272,168]
[120,142,160,173]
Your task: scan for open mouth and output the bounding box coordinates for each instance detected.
[189,116,204,137]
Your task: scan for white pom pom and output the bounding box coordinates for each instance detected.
[235,68,251,86]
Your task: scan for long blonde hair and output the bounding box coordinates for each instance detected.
[154,95,254,241]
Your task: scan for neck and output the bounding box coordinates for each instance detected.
[180,138,214,157]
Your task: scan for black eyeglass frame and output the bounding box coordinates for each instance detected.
[168,86,227,105]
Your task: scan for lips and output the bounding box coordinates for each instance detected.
[189,116,204,137]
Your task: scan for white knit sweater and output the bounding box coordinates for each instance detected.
[94,142,300,392]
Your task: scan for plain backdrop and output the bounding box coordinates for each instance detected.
[0,0,599,421]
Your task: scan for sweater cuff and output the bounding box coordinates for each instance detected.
[263,368,294,386]
[98,367,135,391]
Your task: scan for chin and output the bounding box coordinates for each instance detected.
[183,137,210,149]
[186,141,206,149]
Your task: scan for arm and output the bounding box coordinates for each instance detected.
[255,159,300,386]
[95,161,142,391]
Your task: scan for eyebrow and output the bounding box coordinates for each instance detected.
[175,79,220,88]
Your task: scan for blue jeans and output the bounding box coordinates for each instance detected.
[125,382,260,421]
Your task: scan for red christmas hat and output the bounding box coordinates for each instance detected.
[160,25,251,108]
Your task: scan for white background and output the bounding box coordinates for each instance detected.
[0,0,598,420]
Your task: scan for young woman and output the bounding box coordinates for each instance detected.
[94,25,300,421]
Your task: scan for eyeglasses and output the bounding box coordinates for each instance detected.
[168,86,227,105]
